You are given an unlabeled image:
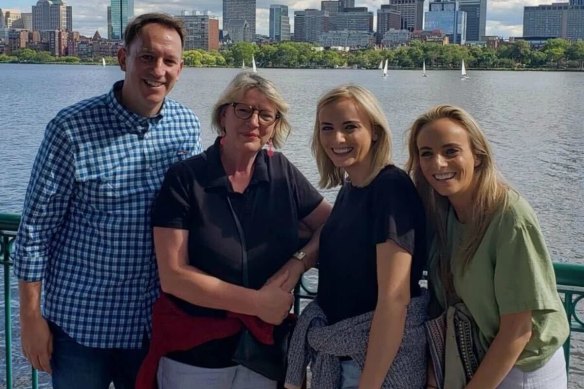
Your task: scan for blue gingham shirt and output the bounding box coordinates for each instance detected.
[13,81,202,348]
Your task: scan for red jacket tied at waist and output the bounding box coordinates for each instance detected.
[135,294,275,389]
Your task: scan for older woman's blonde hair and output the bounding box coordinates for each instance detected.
[311,85,391,189]
[405,104,509,272]
[211,72,291,149]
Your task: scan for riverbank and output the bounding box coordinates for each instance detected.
[1,61,583,72]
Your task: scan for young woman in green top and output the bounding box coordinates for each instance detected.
[406,105,569,389]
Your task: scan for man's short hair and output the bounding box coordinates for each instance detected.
[123,13,185,48]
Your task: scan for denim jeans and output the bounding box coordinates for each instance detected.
[340,359,361,389]
[49,321,149,389]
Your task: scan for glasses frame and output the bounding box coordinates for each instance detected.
[230,102,280,126]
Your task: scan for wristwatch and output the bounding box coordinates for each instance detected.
[292,250,307,270]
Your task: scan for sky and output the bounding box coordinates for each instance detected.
[1,0,557,39]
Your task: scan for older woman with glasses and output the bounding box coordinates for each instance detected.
[137,72,331,389]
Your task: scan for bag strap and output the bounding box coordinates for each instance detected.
[226,196,249,287]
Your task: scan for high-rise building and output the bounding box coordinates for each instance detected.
[3,10,21,28]
[22,13,33,30]
[223,0,256,42]
[321,1,341,13]
[388,0,425,31]
[107,6,112,41]
[32,0,72,32]
[377,5,402,43]
[425,0,467,44]
[339,0,355,10]
[270,5,291,41]
[177,13,220,50]
[110,0,134,41]
[0,9,5,29]
[293,9,328,43]
[458,0,486,41]
[329,8,373,32]
[523,1,584,40]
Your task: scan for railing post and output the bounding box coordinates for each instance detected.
[562,290,573,371]
[3,235,13,389]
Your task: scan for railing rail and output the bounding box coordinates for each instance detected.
[1,213,583,388]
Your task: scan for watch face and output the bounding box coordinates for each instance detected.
[294,251,307,260]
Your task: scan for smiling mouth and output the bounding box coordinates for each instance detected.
[433,172,456,181]
[331,147,353,155]
[144,80,164,87]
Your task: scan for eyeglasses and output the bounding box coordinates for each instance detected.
[231,102,280,126]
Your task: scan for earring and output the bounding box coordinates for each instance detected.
[267,139,274,157]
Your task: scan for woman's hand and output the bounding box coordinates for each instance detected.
[465,311,532,389]
[254,271,294,325]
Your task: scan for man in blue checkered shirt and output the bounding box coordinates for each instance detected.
[13,13,202,389]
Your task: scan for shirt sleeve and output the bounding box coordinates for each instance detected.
[151,162,193,230]
[284,157,323,219]
[372,171,419,255]
[494,201,560,315]
[13,118,75,282]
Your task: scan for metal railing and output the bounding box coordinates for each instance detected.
[1,213,583,388]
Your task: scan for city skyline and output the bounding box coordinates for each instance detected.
[0,0,561,39]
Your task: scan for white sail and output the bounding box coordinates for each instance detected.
[252,55,257,73]
[383,59,388,77]
[423,61,427,77]
[378,60,383,69]
[241,60,246,69]
[102,58,106,67]
[461,60,469,79]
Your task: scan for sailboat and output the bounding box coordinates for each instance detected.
[101,58,106,67]
[241,60,246,69]
[422,61,428,77]
[461,59,469,79]
[378,60,383,70]
[382,59,388,78]
[252,55,257,73]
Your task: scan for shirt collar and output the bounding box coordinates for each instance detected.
[106,80,165,135]
[205,137,270,191]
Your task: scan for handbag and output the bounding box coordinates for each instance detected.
[425,301,487,389]
[227,197,295,382]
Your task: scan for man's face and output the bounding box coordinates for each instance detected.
[118,23,183,117]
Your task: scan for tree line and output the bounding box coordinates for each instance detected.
[2,39,583,70]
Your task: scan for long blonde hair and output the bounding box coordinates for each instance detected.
[311,85,391,188]
[405,105,509,273]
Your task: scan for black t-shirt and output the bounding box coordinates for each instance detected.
[151,138,323,366]
[317,165,427,325]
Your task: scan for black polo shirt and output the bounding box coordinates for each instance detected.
[151,137,323,367]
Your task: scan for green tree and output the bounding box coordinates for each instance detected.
[509,40,531,67]
[0,54,17,62]
[528,50,547,68]
[34,51,55,63]
[60,56,80,63]
[16,48,37,62]
[543,38,569,68]
[272,42,300,68]
[229,41,256,68]
[183,50,203,67]
[566,40,584,69]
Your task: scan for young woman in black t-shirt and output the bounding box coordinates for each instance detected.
[289,85,428,389]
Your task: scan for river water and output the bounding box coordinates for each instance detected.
[0,64,582,387]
